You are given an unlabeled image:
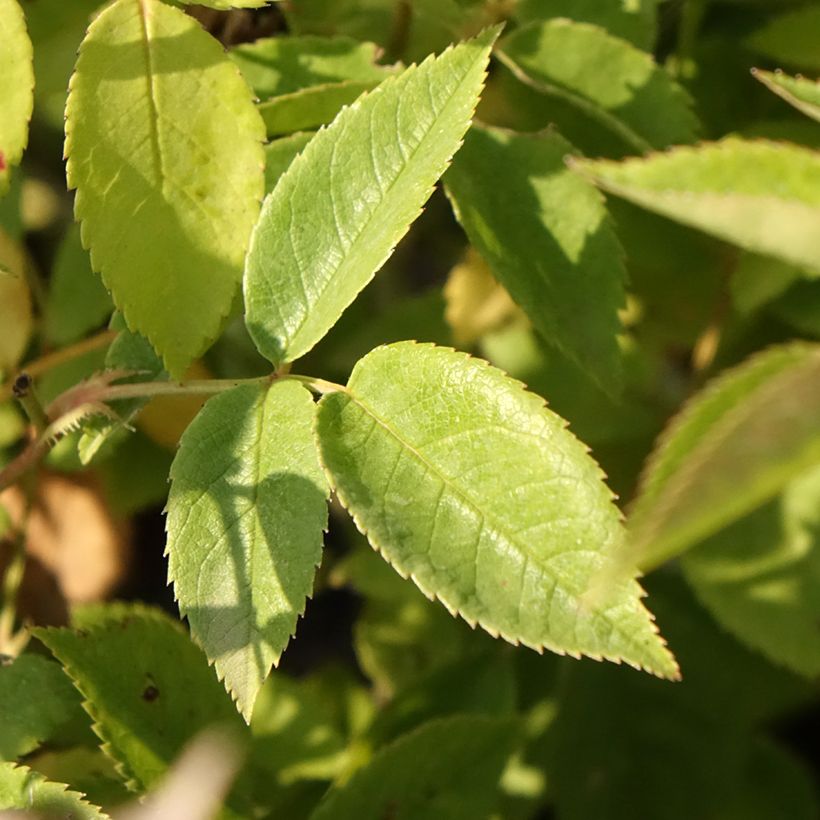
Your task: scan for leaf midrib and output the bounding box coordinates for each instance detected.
[136,0,165,188]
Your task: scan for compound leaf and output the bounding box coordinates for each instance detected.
[66,0,265,377]
[309,716,519,820]
[35,606,243,792]
[0,763,107,819]
[316,342,678,678]
[754,69,820,124]
[682,463,820,677]
[244,27,498,367]
[167,380,329,721]
[628,343,820,569]
[0,0,34,195]
[577,138,820,276]
[445,124,627,394]
[496,19,697,153]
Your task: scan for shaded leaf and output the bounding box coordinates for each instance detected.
[747,5,820,72]
[167,380,329,720]
[244,27,497,366]
[754,68,820,123]
[0,228,32,375]
[66,0,265,377]
[0,0,34,194]
[0,762,107,819]
[309,716,519,820]
[265,132,314,193]
[445,124,627,393]
[682,463,820,677]
[496,19,697,152]
[577,138,820,276]
[629,343,820,569]
[35,606,244,792]
[316,342,677,678]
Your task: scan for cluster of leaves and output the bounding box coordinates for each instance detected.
[2,0,820,816]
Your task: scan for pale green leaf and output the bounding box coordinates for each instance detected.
[44,224,113,346]
[628,343,820,569]
[231,34,392,100]
[0,655,88,761]
[258,79,384,136]
[316,342,678,678]
[244,28,498,366]
[682,463,820,677]
[35,606,244,792]
[445,124,626,394]
[754,68,820,123]
[66,0,265,377]
[265,132,314,193]
[0,763,107,819]
[730,252,807,315]
[309,716,519,820]
[496,20,697,153]
[167,380,329,721]
[576,138,820,275]
[0,0,34,195]
[513,0,660,49]
[747,5,820,72]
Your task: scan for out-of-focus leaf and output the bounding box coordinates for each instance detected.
[0,763,107,819]
[747,5,820,72]
[44,224,113,346]
[445,124,627,393]
[497,20,697,152]
[265,132,314,193]
[309,716,520,820]
[628,343,820,569]
[683,463,820,676]
[577,138,820,276]
[0,228,32,376]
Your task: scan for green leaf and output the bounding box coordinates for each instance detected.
[309,716,519,820]
[258,79,384,136]
[0,0,34,195]
[0,763,107,819]
[77,314,166,465]
[754,68,820,123]
[35,606,244,792]
[44,224,113,346]
[0,655,88,761]
[231,35,392,100]
[496,20,697,153]
[747,5,820,72]
[445,124,627,394]
[576,138,820,276]
[0,230,32,375]
[265,132,314,193]
[513,0,660,49]
[167,380,329,721]
[244,27,498,367]
[177,0,268,8]
[316,342,678,678]
[66,0,265,377]
[730,252,806,316]
[628,343,820,569]
[682,463,820,677]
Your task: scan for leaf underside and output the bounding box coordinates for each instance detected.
[66,0,265,377]
[316,342,678,679]
[754,69,820,124]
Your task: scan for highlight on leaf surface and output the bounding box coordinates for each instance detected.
[65,0,266,378]
[496,19,697,153]
[575,138,820,276]
[167,380,329,721]
[628,343,820,570]
[445,124,627,394]
[243,26,499,367]
[316,341,678,679]
[0,0,34,195]
[753,69,820,124]
[682,463,820,678]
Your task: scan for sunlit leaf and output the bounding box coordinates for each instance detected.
[754,68,820,123]
[0,763,107,819]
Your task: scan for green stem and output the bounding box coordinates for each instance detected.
[97,375,276,403]
[12,374,49,433]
